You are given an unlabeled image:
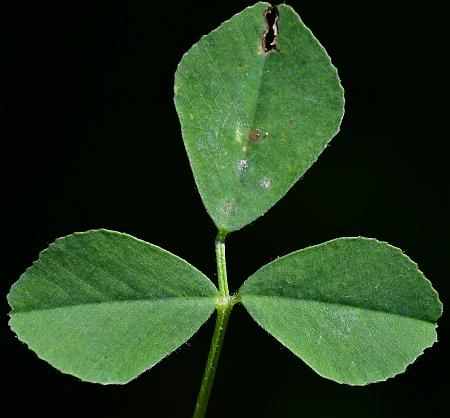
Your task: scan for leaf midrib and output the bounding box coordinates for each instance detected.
[10,295,218,315]
[241,294,437,324]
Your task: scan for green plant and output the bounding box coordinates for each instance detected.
[8,3,442,417]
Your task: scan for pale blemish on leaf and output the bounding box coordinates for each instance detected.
[235,123,243,143]
[260,177,273,189]
[219,199,237,214]
[237,160,248,172]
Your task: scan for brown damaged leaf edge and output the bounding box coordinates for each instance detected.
[262,5,279,53]
[243,5,279,153]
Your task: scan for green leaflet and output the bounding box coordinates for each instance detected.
[174,2,344,232]
[8,230,218,384]
[239,237,442,385]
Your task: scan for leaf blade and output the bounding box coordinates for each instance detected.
[174,2,344,232]
[8,230,218,384]
[239,237,442,385]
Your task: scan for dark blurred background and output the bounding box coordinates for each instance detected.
[1,1,449,416]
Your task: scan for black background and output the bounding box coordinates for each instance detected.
[2,1,449,417]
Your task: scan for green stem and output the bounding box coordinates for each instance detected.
[192,304,232,418]
[215,230,229,297]
[192,231,235,418]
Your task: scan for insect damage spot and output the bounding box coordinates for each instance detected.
[243,129,262,152]
[262,6,279,53]
[248,130,261,142]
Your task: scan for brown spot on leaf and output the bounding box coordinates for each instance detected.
[288,119,294,126]
[243,129,265,152]
[248,129,261,142]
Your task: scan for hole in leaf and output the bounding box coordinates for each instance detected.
[262,6,279,52]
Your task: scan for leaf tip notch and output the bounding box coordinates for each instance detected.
[262,5,279,53]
